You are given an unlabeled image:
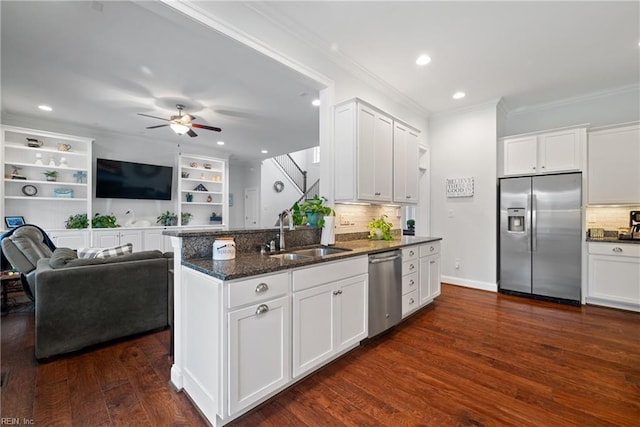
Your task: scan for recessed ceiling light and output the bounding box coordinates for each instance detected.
[312,99,321,107]
[416,54,431,66]
[217,141,224,146]
[261,149,268,154]
[38,105,52,112]
[452,92,466,100]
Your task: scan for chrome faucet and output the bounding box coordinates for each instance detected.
[279,209,291,251]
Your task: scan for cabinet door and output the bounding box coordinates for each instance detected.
[118,230,142,251]
[373,113,393,201]
[292,282,335,378]
[356,104,377,200]
[393,123,419,204]
[419,253,441,305]
[336,274,367,351]
[405,129,420,203]
[93,231,119,248]
[588,125,640,204]
[228,295,290,414]
[143,229,166,252]
[503,136,537,176]
[588,255,640,307]
[539,129,581,173]
[49,230,90,249]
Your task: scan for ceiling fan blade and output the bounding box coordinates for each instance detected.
[187,128,198,137]
[146,124,170,129]
[192,123,222,132]
[137,113,170,121]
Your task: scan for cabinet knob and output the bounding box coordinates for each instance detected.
[430,260,435,264]
[255,283,269,293]
[541,165,546,169]
[532,166,536,170]
[430,246,434,252]
[406,195,411,199]
[612,247,623,253]
[255,304,269,315]
[375,192,381,196]
[409,298,415,305]
[409,279,414,286]
[409,250,415,256]
[409,263,415,270]
[333,290,343,296]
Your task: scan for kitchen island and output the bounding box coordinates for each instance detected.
[164,228,441,426]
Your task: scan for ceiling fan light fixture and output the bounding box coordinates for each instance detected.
[170,123,190,135]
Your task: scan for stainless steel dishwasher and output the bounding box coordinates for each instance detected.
[368,250,402,338]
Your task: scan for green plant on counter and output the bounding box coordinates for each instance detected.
[368,215,394,240]
[65,213,89,229]
[291,202,306,226]
[157,211,178,226]
[92,213,119,228]
[298,195,335,228]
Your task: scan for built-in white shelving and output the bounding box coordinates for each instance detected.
[178,153,228,228]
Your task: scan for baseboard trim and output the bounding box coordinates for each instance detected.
[442,276,497,292]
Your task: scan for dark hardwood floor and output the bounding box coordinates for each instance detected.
[2,284,639,426]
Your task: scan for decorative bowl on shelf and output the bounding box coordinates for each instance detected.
[54,188,74,198]
[26,138,43,148]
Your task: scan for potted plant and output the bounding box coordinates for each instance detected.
[92,213,119,228]
[65,213,88,229]
[299,195,335,228]
[186,192,193,202]
[368,215,394,240]
[157,211,178,226]
[43,170,58,181]
[406,219,415,231]
[210,212,223,225]
[181,212,193,225]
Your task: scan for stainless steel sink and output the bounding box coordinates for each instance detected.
[289,246,351,257]
[269,253,312,261]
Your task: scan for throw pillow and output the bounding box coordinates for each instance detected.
[77,243,133,259]
[49,248,78,269]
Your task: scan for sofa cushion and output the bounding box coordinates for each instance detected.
[62,250,165,268]
[77,243,133,259]
[49,248,78,269]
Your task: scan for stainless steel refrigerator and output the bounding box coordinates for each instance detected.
[499,173,582,303]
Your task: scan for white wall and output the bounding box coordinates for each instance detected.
[502,85,639,137]
[260,159,303,227]
[429,102,498,291]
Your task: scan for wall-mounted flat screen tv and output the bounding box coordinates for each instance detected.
[96,158,173,200]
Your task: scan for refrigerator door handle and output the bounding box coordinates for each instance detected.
[531,194,537,252]
[526,194,532,252]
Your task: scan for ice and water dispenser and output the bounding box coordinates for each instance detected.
[507,208,525,232]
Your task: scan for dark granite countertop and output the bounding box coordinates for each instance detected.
[183,236,442,281]
[586,237,640,245]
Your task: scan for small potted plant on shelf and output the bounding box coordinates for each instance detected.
[65,213,89,229]
[157,211,178,226]
[299,195,335,228]
[43,170,58,182]
[181,212,193,226]
[92,213,119,228]
[186,192,193,202]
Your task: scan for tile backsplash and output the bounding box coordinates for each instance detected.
[334,204,402,234]
[586,206,640,230]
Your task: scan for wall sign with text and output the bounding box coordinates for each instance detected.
[446,177,474,198]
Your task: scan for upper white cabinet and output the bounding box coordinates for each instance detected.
[335,99,398,203]
[588,123,640,205]
[1,125,93,231]
[178,153,228,228]
[393,122,420,204]
[503,127,585,176]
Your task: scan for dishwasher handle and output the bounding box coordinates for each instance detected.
[369,253,401,264]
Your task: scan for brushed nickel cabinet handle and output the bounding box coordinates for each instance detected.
[409,250,415,256]
[612,247,623,253]
[255,283,269,293]
[409,298,415,304]
[333,290,343,296]
[430,246,435,252]
[255,304,269,315]
[430,260,435,264]
[409,279,415,286]
[409,263,415,270]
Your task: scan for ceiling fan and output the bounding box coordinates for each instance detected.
[138,104,221,137]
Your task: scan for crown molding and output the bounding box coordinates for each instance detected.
[429,98,502,122]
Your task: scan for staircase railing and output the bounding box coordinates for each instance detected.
[273,154,307,194]
[296,179,320,204]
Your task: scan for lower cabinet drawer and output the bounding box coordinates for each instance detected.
[402,272,418,295]
[402,289,419,317]
[228,272,289,308]
[402,260,418,275]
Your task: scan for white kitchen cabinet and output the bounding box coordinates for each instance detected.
[142,228,169,251]
[503,127,585,176]
[1,125,93,232]
[587,243,640,312]
[228,294,290,414]
[393,122,420,204]
[419,241,441,306]
[48,229,90,249]
[334,99,393,202]
[401,246,419,317]
[93,229,142,251]
[292,257,368,378]
[588,123,640,204]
